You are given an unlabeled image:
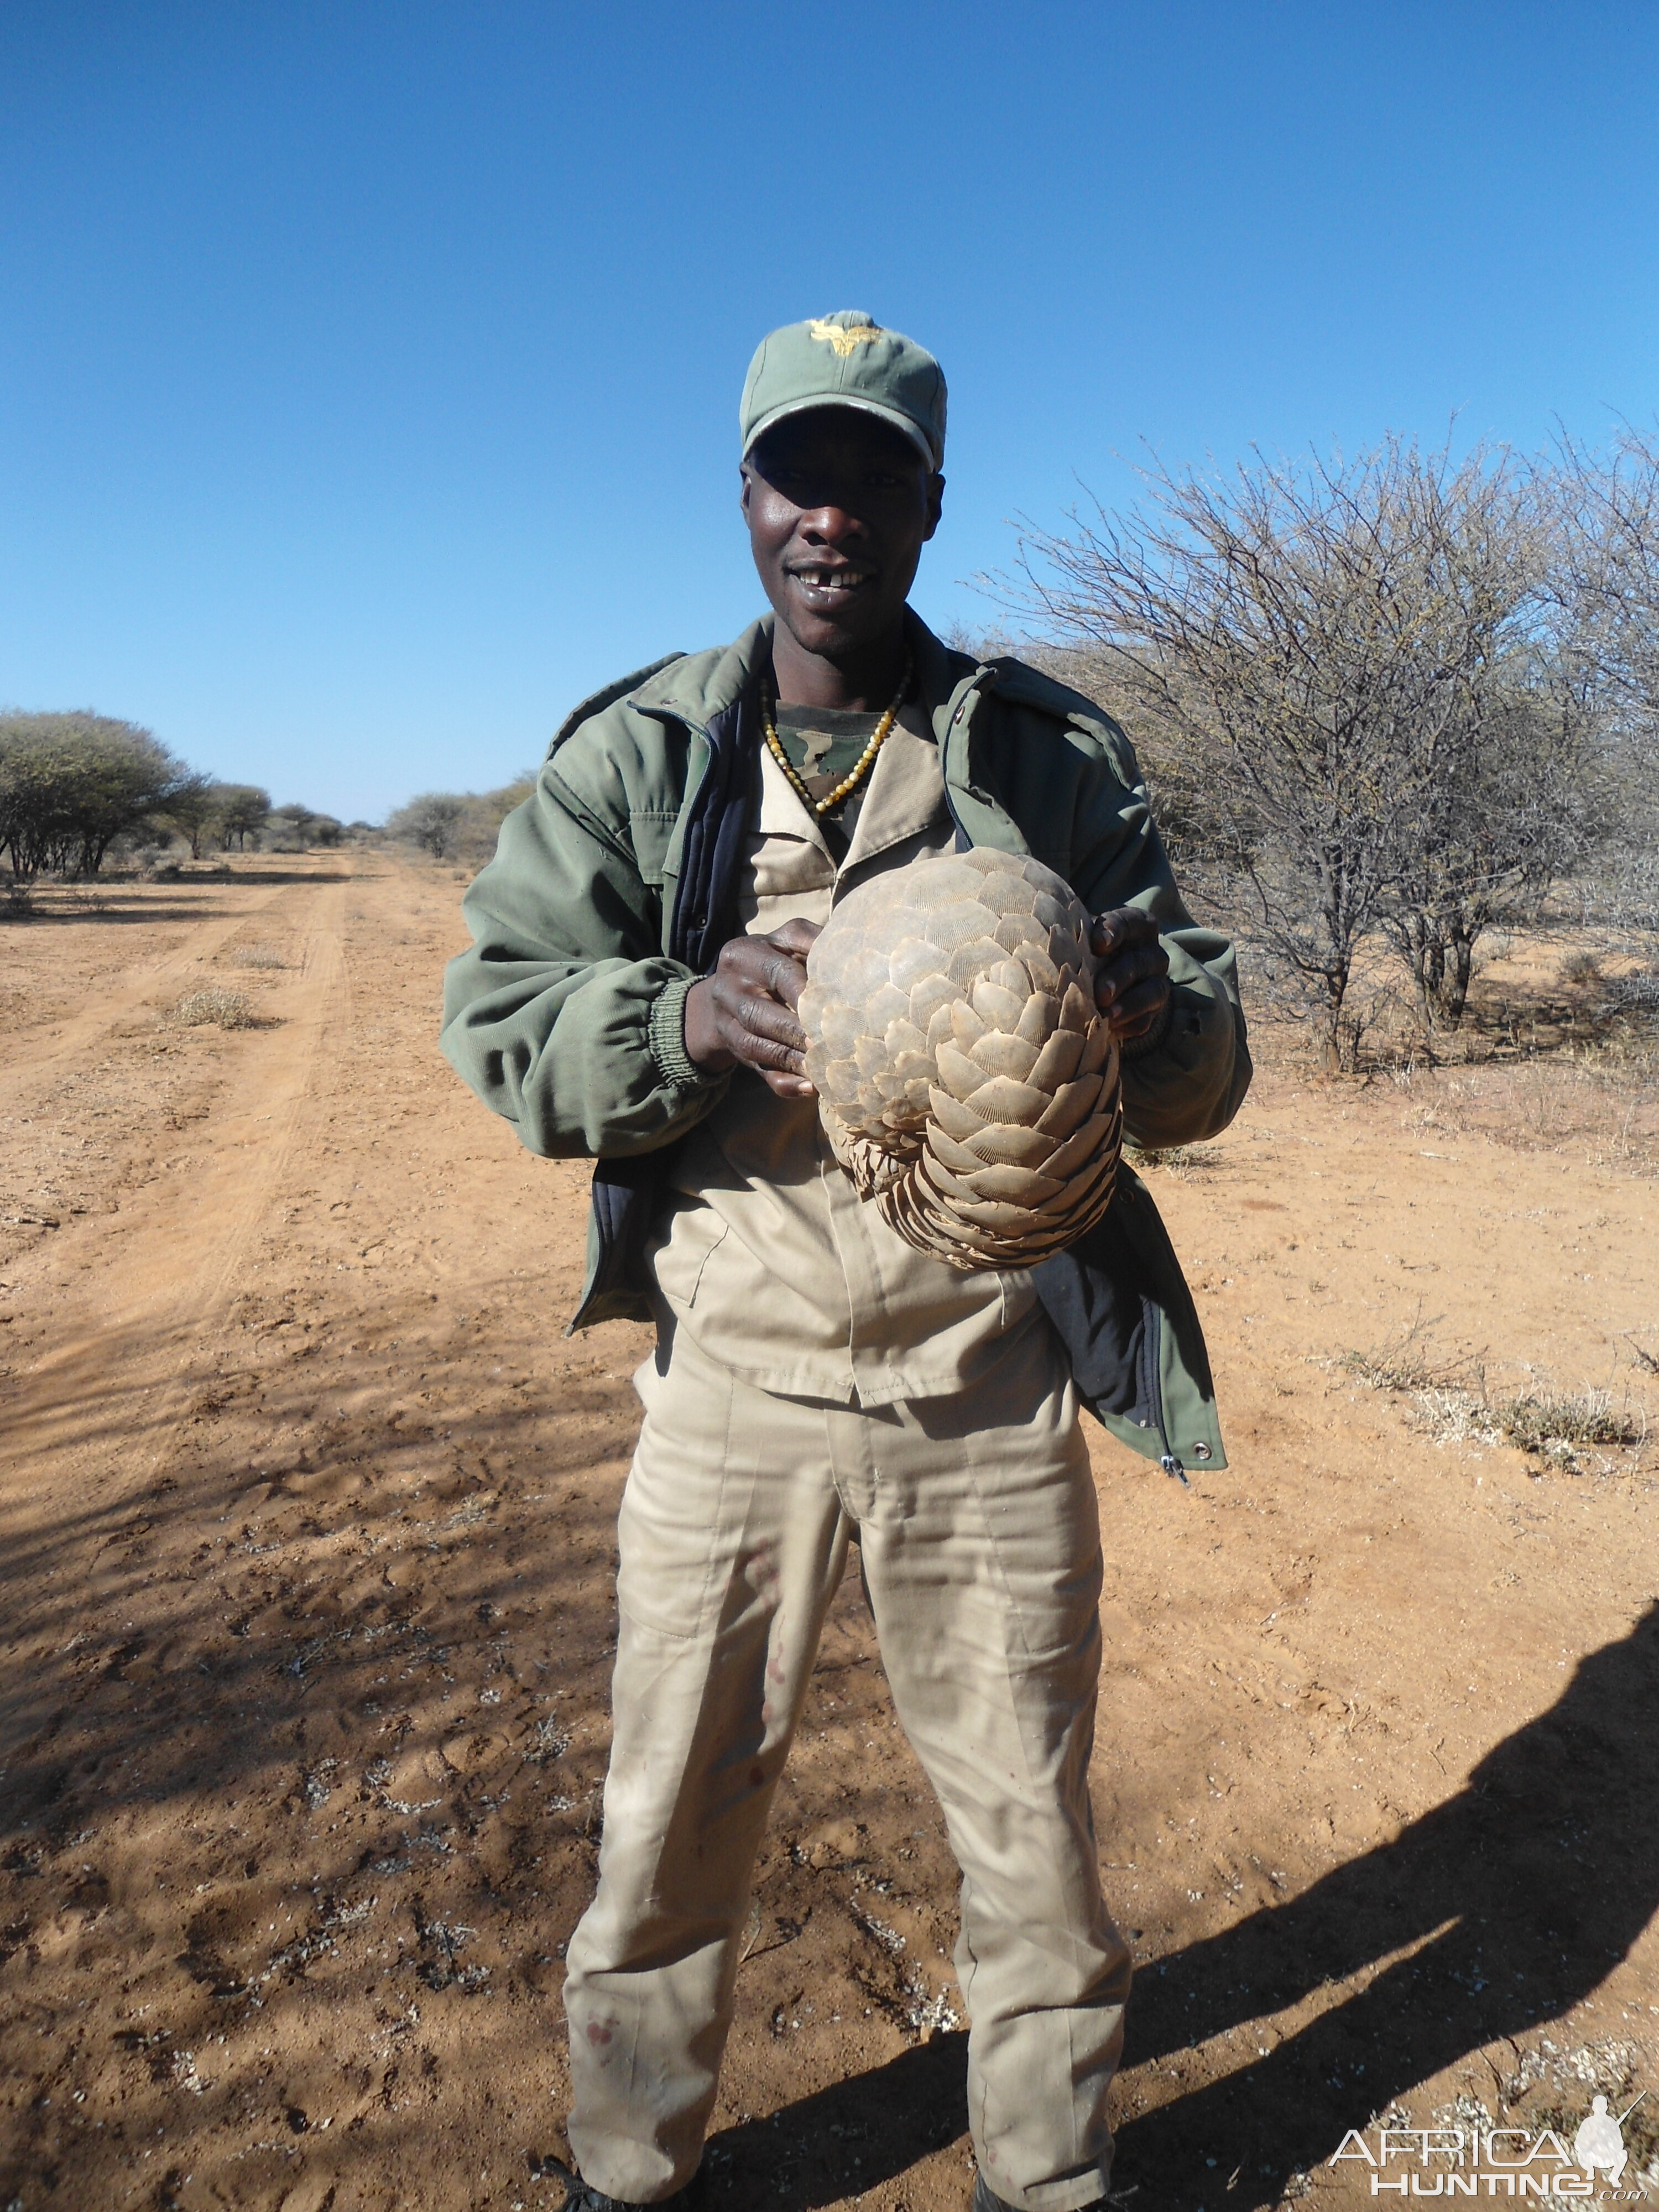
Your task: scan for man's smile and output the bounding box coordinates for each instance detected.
[787,564,875,606]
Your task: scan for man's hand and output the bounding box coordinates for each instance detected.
[1091,906,1171,1047]
[683,920,823,1098]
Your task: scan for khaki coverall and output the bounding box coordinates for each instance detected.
[562,713,1131,2212]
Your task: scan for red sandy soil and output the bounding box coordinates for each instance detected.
[1,853,1655,2212]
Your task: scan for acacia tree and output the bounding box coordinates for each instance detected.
[214,785,272,850]
[0,713,197,878]
[0,723,65,877]
[1379,675,1602,1027]
[161,775,221,860]
[387,793,466,860]
[268,802,319,851]
[1005,437,1571,1067]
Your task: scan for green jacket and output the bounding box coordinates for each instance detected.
[441,611,1251,1472]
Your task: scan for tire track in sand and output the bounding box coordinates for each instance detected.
[0,862,354,1547]
[0,870,321,1095]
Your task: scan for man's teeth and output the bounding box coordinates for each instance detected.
[797,570,868,590]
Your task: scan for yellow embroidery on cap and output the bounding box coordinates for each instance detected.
[808,317,884,357]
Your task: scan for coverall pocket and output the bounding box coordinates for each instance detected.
[614,1343,736,1641]
[647,1209,729,1314]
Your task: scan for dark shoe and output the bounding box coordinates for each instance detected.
[971,2176,1113,2212]
[534,2153,703,2212]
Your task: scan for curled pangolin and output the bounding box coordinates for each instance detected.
[799,849,1123,1270]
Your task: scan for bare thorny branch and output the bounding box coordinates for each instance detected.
[988,431,1647,1065]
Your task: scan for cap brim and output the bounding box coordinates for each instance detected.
[742,395,939,471]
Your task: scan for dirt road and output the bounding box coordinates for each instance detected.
[2,854,1656,2212]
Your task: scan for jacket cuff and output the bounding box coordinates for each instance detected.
[648,973,714,1094]
[1118,997,1175,1064]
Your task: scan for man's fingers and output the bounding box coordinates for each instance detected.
[1090,905,1160,960]
[758,916,820,1011]
[1089,899,1171,1042]
[1095,943,1170,1006]
[690,920,824,1078]
[738,1032,811,1087]
[732,986,807,1055]
[767,917,822,958]
[1091,907,1168,1040]
[738,1025,806,1072]
[716,929,813,1011]
[758,944,812,1012]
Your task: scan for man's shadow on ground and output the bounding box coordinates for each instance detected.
[708,1604,1659,2209]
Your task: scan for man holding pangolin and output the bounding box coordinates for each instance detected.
[442,311,1250,2212]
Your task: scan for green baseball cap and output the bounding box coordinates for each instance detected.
[740,310,947,472]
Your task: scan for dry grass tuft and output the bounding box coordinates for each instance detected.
[1491,1389,1645,1455]
[1557,948,1604,990]
[234,942,287,970]
[1339,1320,1648,1468]
[1125,1142,1225,1179]
[1338,1314,1472,1400]
[173,987,254,1030]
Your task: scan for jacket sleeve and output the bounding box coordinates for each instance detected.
[1068,722,1252,1151]
[439,760,727,1160]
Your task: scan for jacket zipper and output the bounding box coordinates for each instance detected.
[1137,1301,1188,1483]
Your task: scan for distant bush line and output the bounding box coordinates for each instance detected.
[383,781,536,865]
[0,709,368,883]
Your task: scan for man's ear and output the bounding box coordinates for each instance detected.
[923,472,946,542]
[739,462,753,522]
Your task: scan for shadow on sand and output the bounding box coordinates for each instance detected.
[704,1606,1659,2209]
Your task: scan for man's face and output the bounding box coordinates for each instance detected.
[741,409,944,665]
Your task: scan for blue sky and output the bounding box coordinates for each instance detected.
[3,2,1656,822]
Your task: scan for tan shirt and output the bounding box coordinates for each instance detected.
[647,705,1038,1405]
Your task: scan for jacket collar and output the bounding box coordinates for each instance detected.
[904,607,984,744]
[627,617,771,731]
[625,608,988,740]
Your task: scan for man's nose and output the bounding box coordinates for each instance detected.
[799,504,864,542]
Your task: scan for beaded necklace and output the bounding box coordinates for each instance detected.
[760,656,912,819]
